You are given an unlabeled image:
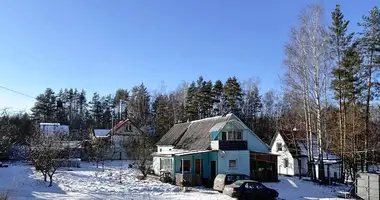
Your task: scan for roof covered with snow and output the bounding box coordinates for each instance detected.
[40,123,69,135]
[94,129,110,137]
[271,130,340,161]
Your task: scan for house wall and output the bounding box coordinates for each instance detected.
[174,153,212,179]
[214,118,269,153]
[244,129,269,153]
[153,156,175,176]
[270,134,296,176]
[157,145,174,153]
[217,150,250,176]
[315,163,341,180]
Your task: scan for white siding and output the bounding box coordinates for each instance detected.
[217,150,250,176]
[157,145,174,153]
[153,156,174,176]
[270,133,296,176]
[153,157,161,175]
[315,163,341,180]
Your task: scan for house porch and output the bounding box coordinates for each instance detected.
[173,151,217,186]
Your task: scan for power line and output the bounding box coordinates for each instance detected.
[0,85,36,99]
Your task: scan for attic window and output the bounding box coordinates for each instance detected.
[277,143,282,152]
[226,131,242,141]
[125,124,132,132]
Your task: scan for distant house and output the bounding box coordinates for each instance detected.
[153,113,278,186]
[39,123,69,136]
[90,119,144,160]
[269,130,341,180]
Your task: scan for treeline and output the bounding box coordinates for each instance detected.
[26,76,287,143]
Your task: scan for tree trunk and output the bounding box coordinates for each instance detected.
[298,158,302,179]
[364,50,373,172]
[48,175,53,187]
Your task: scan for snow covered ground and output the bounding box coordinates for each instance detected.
[0,161,353,200]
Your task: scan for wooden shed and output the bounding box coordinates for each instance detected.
[250,152,278,182]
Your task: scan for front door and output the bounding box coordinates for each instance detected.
[195,159,202,175]
[211,161,216,180]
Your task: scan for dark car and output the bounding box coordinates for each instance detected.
[223,180,278,200]
[213,173,251,192]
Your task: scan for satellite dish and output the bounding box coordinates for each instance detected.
[219,151,225,158]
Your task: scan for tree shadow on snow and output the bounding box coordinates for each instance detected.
[3,166,67,199]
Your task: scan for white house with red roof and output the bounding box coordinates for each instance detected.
[91,119,144,160]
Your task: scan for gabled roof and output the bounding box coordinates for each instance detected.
[157,114,232,150]
[94,129,110,137]
[175,115,231,150]
[271,130,340,160]
[108,119,143,135]
[156,122,191,146]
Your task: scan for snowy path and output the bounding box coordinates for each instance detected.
[0,162,353,200]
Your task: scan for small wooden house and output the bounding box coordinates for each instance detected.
[270,130,341,180]
[91,119,144,160]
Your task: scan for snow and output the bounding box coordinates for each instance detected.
[40,123,69,135]
[0,161,353,200]
[297,140,340,161]
[94,129,110,137]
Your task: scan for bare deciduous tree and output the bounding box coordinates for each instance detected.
[124,129,154,179]
[28,129,66,187]
[283,4,331,181]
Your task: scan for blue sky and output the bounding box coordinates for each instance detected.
[0,0,378,111]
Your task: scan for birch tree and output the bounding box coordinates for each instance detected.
[284,4,330,181]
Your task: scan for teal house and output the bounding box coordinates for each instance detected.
[152,114,278,186]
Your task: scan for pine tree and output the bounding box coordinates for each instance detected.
[200,80,213,118]
[153,94,172,137]
[31,88,57,122]
[212,80,224,116]
[89,93,103,128]
[357,6,380,170]
[224,77,243,117]
[329,4,354,179]
[128,84,150,127]
[185,82,198,121]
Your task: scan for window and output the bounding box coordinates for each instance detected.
[235,131,242,140]
[222,132,226,140]
[245,182,255,189]
[125,124,132,132]
[277,143,282,152]
[254,183,265,189]
[180,160,191,172]
[229,160,237,168]
[224,131,243,141]
[160,158,172,171]
[169,149,172,151]
[159,148,162,152]
[284,158,289,168]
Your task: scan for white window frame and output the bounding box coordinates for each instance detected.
[284,158,289,168]
[277,142,282,152]
[229,160,237,168]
